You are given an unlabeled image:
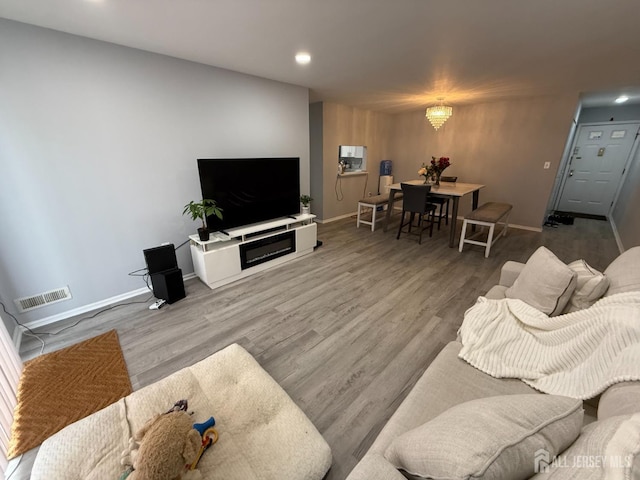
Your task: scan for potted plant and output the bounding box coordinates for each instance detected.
[183,199,223,241]
[300,194,313,215]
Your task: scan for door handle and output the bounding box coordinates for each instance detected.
[569,170,574,177]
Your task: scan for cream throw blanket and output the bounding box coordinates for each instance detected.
[458,291,640,399]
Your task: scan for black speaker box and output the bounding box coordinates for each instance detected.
[150,268,186,304]
[143,244,178,275]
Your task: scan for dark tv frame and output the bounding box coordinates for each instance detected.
[197,157,301,232]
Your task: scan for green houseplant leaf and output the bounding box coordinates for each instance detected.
[182,199,223,230]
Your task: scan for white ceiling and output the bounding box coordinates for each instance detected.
[2,0,640,113]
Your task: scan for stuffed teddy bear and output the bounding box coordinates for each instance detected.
[123,409,203,480]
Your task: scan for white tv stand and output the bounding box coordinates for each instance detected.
[189,214,317,290]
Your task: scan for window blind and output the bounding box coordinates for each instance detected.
[0,317,22,474]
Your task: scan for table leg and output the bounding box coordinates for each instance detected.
[383,190,396,232]
[449,197,460,247]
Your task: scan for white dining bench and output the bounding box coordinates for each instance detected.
[459,202,512,257]
[357,194,396,232]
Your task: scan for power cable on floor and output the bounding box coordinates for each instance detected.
[6,241,187,355]
[3,271,155,355]
[0,301,46,353]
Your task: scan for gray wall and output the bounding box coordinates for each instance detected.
[309,102,324,219]
[0,19,310,333]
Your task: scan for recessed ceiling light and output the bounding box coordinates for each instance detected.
[295,53,311,65]
[615,95,629,104]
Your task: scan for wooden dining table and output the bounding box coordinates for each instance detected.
[382,180,486,247]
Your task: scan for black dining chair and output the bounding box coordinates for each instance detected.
[397,183,437,244]
[427,176,458,230]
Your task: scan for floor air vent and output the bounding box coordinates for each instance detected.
[15,286,72,313]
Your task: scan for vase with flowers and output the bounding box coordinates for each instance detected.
[418,165,430,184]
[419,156,451,186]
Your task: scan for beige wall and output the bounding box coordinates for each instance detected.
[320,103,394,220]
[389,95,578,227]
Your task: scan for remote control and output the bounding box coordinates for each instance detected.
[149,299,167,310]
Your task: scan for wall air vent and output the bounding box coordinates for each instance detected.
[14,286,72,313]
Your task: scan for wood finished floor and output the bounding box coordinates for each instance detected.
[20,215,619,480]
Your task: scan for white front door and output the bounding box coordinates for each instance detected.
[557,123,639,217]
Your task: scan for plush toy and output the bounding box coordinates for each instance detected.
[128,409,202,480]
[120,399,203,480]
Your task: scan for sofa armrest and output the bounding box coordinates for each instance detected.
[345,454,406,480]
[499,261,525,287]
[597,381,640,420]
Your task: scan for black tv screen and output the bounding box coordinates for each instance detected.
[197,158,300,231]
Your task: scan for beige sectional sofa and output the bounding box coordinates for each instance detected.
[346,246,640,480]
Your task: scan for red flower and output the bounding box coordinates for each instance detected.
[429,156,451,174]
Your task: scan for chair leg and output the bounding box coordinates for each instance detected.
[357,203,361,228]
[429,209,435,237]
[397,211,406,239]
[459,220,469,252]
[418,212,427,244]
[371,206,377,232]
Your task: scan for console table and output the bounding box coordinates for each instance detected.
[189,214,317,289]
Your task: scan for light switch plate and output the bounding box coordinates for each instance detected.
[543,162,551,169]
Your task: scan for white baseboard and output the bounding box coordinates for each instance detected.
[315,212,357,224]
[21,272,197,333]
[610,218,625,254]
[510,223,543,233]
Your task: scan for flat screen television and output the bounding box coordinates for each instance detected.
[197,157,300,232]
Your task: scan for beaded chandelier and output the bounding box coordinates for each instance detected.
[425,98,453,130]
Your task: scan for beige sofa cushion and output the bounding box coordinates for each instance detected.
[506,246,577,316]
[530,413,640,479]
[604,246,640,297]
[344,453,408,480]
[384,394,583,480]
[363,342,539,458]
[345,342,540,480]
[564,259,610,312]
